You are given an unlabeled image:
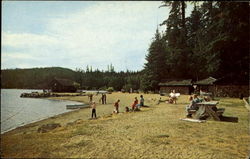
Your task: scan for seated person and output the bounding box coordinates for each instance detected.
[125,106,130,112]
[186,95,202,118]
[169,90,180,104]
[168,97,174,104]
[131,97,138,110]
[204,96,212,102]
[193,94,203,103]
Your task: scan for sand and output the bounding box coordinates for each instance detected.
[1,92,249,158]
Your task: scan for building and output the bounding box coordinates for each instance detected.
[194,77,217,93]
[195,76,249,98]
[213,76,249,98]
[159,79,193,95]
[49,78,79,92]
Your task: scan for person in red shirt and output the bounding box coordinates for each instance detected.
[131,97,138,110]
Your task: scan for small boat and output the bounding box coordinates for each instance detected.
[66,104,89,109]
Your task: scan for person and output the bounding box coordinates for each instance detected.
[101,93,105,104]
[204,96,211,102]
[91,101,97,119]
[169,90,177,104]
[88,94,93,103]
[113,99,120,113]
[125,106,130,112]
[103,93,107,104]
[131,97,138,110]
[193,94,203,103]
[186,94,202,118]
[139,95,144,107]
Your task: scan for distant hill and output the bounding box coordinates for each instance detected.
[1,67,78,89]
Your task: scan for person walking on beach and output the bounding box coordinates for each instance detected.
[91,101,97,119]
[113,99,120,113]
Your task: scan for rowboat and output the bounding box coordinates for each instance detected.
[66,104,89,109]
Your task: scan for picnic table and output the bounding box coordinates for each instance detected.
[195,101,224,121]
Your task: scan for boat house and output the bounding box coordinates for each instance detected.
[49,78,79,92]
[159,79,193,95]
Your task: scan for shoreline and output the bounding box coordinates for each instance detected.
[1,97,85,135]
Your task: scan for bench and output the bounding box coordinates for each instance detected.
[216,108,225,116]
[189,110,197,114]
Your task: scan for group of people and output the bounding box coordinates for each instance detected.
[113,95,145,114]
[90,95,145,119]
[185,94,204,118]
[88,93,107,104]
[130,95,144,111]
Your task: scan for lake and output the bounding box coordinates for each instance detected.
[1,89,82,134]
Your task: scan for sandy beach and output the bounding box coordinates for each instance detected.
[1,92,249,158]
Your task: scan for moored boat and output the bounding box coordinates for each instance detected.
[66,104,89,109]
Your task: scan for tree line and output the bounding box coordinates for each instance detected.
[1,66,142,92]
[142,1,249,91]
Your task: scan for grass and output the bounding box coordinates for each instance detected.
[1,92,249,158]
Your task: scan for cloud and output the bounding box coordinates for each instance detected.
[2,32,58,48]
[2,1,168,71]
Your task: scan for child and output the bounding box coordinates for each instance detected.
[113,99,120,113]
[131,97,138,110]
[91,101,97,119]
[139,95,144,107]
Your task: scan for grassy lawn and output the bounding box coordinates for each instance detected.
[1,93,249,158]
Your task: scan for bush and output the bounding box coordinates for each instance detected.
[107,87,114,92]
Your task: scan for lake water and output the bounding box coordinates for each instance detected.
[1,89,82,134]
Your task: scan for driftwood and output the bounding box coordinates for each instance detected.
[37,123,61,133]
[180,118,206,123]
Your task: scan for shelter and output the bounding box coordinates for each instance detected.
[194,77,217,93]
[159,79,193,95]
[49,78,79,92]
[213,76,249,98]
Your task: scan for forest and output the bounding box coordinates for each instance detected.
[1,2,249,92]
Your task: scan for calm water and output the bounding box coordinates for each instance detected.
[1,89,82,134]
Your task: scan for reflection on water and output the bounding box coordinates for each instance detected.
[1,89,82,134]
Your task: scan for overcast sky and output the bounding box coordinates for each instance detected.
[2,1,193,71]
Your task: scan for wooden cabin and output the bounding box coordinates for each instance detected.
[159,79,193,95]
[195,76,249,98]
[213,76,249,98]
[194,77,217,93]
[49,78,79,92]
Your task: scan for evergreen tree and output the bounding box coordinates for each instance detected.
[141,28,167,92]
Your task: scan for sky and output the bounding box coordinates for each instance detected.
[2,1,193,72]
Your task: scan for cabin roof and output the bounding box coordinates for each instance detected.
[194,77,217,85]
[159,79,192,86]
[53,78,78,87]
[214,75,249,85]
